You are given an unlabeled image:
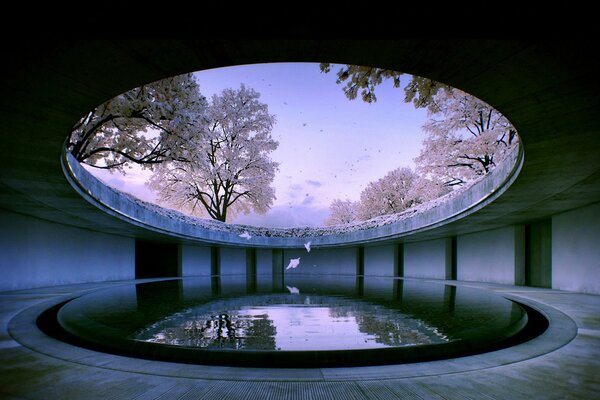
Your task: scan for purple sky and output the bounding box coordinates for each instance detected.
[86,63,429,227]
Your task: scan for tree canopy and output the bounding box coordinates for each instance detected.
[68,73,206,172]
[325,199,360,226]
[320,63,518,188]
[326,167,445,225]
[415,88,518,186]
[148,85,279,222]
[322,63,518,224]
[319,63,448,108]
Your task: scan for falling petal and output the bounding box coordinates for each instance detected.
[304,241,311,252]
[239,231,252,240]
[286,257,301,270]
[286,285,300,294]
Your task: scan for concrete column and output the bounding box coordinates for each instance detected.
[246,248,257,292]
[525,219,552,288]
[357,247,364,275]
[448,237,457,280]
[210,246,219,276]
[272,249,284,291]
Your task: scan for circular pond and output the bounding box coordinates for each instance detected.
[56,276,533,367]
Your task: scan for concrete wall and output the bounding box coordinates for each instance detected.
[255,249,274,291]
[3,202,598,293]
[0,210,134,291]
[180,244,212,277]
[256,249,273,276]
[283,247,357,276]
[364,245,398,276]
[456,226,525,285]
[404,238,451,279]
[218,247,247,276]
[552,202,600,294]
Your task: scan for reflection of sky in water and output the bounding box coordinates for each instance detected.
[134,295,449,351]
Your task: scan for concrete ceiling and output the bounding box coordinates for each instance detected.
[1,40,599,245]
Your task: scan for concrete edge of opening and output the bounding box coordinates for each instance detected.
[61,141,523,248]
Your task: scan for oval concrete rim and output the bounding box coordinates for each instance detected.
[61,125,523,248]
[8,279,577,382]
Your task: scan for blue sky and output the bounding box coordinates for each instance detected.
[87,63,429,227]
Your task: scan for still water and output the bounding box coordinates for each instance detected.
[134,293,449,351]
[57,275,527,366]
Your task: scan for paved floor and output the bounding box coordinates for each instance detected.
[1,279,599,399]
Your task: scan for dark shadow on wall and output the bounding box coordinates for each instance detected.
[135,239,181,279]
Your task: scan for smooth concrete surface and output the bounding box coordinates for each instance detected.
[364,245,399,276]
[254,249,274,291]
[552,202,600,294]
[283,247,358,275]
[218,247,247,276]
[457,226,525,285]
[0,210,134,291]
[2,279,598,399]
[180,244,212,277]
[404,238,451,279]
[256,249,273,276]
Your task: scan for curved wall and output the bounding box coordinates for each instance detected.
[0,40,599,294]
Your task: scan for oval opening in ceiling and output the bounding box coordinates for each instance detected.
[62,62,522,246]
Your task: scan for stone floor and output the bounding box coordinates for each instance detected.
[1,279,599,399]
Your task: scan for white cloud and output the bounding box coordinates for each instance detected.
[306,180,322,187]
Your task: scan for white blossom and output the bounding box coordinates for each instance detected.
[357,167,444,220]
[68,73,207,172]
[415,88,518,187]
[327,168,447,223]
[286,257,301,270]
[148,85,279,222]
[325,199,360,226]
[304,241,312,252]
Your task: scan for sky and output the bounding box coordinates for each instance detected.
[86,63,430,227]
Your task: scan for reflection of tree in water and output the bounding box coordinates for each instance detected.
[354,313,444,346]
[328,304,448,346]
[134,294,449,350]
[242,315,277,350]
[138,311,277,350]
